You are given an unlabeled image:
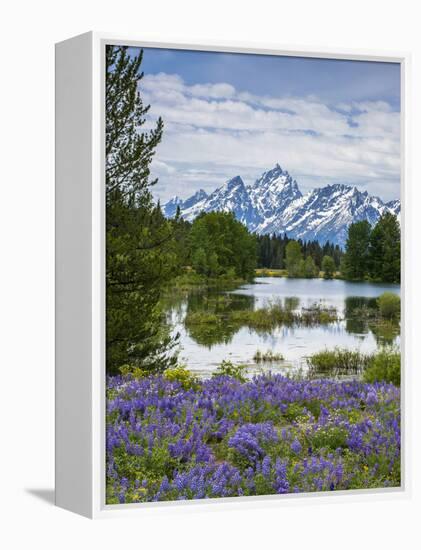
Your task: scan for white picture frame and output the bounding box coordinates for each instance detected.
[55,31,411,518]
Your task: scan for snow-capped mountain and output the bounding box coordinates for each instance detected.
[163,164,400,247]
[271,184,392,246]
[163,189,208,218]
[385,199,401,223]
[181,176,259,228]
[248,165,302,225]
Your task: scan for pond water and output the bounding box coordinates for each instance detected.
[166,277,400,378]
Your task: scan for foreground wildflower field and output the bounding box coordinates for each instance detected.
[106,374,400,503]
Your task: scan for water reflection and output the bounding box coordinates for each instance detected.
[164,277,400,375]
[343,296,400,345]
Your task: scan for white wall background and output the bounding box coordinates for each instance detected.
[1,0,420,548]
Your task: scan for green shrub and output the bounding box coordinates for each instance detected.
[254,473,274,495]
[212,360,248,382]
[163,365,199,390]
[119,364,147,378]
[119,363,200,390]
[363,349,400,386]
[284,402,306,421]
[311,426,348,450]
[377,292,400,319]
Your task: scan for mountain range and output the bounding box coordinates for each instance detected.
[163,164,400,247]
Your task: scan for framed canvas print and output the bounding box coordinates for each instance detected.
[55,32,410,518]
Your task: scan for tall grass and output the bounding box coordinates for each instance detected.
[185,300,337,332]
[306,346,401,385]
[253,349,284,363]
[306,348,372,377]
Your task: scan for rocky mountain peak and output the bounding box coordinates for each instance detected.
[163,164,400,246]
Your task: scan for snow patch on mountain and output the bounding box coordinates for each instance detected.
[247,164,302,225]
[163,189,208,218]
[182,176,259,227]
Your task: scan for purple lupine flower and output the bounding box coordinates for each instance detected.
[262,455,272,479]
[290,438,302,454]
[228,422,278,464]
[106,372,400,503]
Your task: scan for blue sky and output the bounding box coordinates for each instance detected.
[139,48,400,108]
[130,47,401,203]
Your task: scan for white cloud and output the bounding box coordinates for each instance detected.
[190,82,236,99]
[152,160,176,175]
[138,73,400,202]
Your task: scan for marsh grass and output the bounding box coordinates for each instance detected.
[253,349,284,363]
[300,304,338,325]
[306,348,372,377]
[185,299,338,333]
[306,346,400,384]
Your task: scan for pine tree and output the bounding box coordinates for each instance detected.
[303,256,319,278]
[255,234,343,274]
[369,212,400,283]
[322,255,336,279]
[106,46,178,375]
[285,241,303,277]
[341,220,371,280]
[192,247,208,275]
